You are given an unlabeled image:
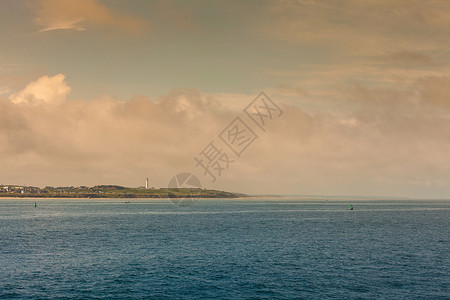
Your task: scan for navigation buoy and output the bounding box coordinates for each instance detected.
[350,204,353,210]
[34,202,37,207]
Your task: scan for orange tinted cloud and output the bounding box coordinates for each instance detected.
[1,74,450,197]
[36,0,149,33]
[264,0,450,55]
[9,74,70,105]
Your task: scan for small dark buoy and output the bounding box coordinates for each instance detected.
[350,204,353,210]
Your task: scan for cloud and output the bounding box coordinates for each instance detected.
[262,0,450,55]
[414,76,450,111]
[0,86,11,96]
[1,74,450,198]
[9,74,71,105]
[35,0,149,33]
[1,81,234,190]
[343,76,450,113]
[377,50,433,66]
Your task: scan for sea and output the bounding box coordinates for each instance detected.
[0,197,449,299]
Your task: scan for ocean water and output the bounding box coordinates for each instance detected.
[0,198,448,299]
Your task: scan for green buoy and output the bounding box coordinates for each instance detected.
[350,204,353,210]
[34,202,37,207]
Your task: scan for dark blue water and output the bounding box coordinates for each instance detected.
[1,198,449,299]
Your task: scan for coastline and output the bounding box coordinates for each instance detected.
[0,185,243,199]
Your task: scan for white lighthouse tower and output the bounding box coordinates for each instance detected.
[145,178,149,189]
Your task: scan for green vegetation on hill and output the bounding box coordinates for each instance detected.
[0,185,241,199]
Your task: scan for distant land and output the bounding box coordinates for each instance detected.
[0,185,243,199]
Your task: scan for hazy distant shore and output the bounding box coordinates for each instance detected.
[0,185,242,199]
[0,195,241,199]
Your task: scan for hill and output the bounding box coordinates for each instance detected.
[0,185,241,199]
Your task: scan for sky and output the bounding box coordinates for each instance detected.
[1,0,450,198]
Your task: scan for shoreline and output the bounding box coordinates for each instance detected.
[0,186,242,199]
[0,196,247,200]
[0,194,241,199]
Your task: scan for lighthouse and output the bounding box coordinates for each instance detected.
[145,178,149,189]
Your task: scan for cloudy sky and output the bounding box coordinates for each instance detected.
[1,0,450,198]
